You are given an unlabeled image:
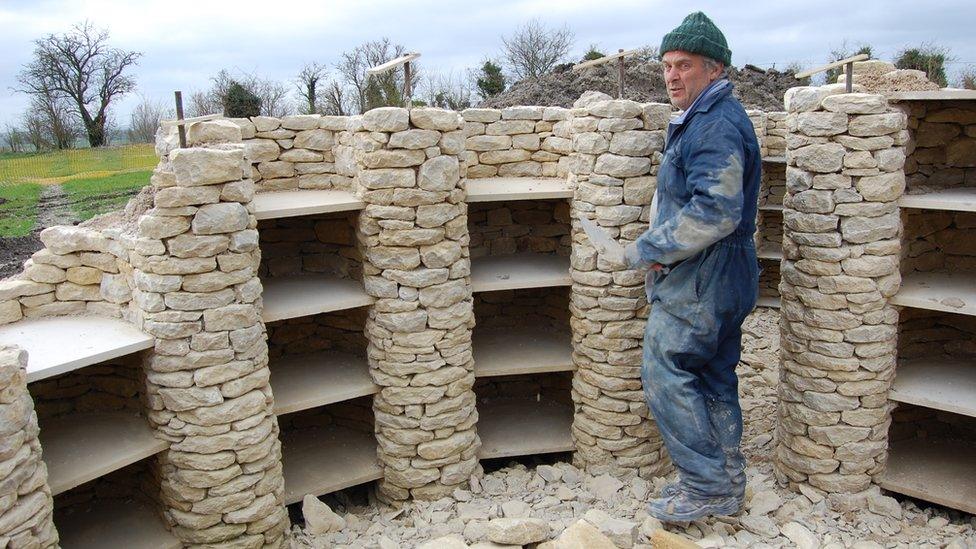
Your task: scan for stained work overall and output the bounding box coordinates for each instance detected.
[630,79,761,498]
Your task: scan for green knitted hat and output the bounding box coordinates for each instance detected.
[660,12,732,66]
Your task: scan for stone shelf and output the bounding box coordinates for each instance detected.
[758,246,783,261]
[471,254,571,293]
[899,187,976,213]
[272,351,377,416]
[890,358,976,418]
[252,189,364,220]
[890,272,976,317]
[55,496,180,549]
[756,296,781,309]
[0,316,154,383]
[878,437,976,515]
[759,203,784,212]
[888,89,976,102]
[763,156,786,164]
[477,398,574,460]
[473,326,573,378]
[281,424,382,504]
[40,412,167,496]
[466,177,574,203]
[261,275,375,322]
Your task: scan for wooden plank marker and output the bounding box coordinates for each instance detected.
[573,48,641,98]
[795,53,870,93]
[367,52,421,108]
[174,91,187,148]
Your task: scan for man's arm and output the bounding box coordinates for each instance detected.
[626,118,746,268]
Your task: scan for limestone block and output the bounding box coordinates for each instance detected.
[411,108,461,131]
[796,112,849,136]
[594,154,650,177]
[244,140,280,163]
[188,120,242,145]
[848,113,906,137]
[39,225,109,255]
[573,133,609,155]
[362,108,410,132]
[487,518,549,545]
[390,129,441,150]
[479,149,531,165]
[362,149,426,169]
[156,186,222,208]
[192,203,250,235]
[294,129,334,151]
[419,156,460,191]
[574,90,613,108]
[461,108,501,123]
[497,162,543,177]
[821,93,888,115]
[784,85,845,113]
[360,169,417,190]
[139,215,192,239]
[501,106,544,120]
[486,120,536,136]
[171,148,245,186]
[466,135,512,151]
[609,131,658,156]
[855,171,905,202]
[792,143,846,173]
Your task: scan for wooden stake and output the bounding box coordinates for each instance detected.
[174,91,187,148]
[404,61,412,108]
[617,49,625,98]
[845,61,854,93]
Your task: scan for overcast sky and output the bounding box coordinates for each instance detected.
[1,0,974,130]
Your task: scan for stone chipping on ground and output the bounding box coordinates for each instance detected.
[481,61,802,112]
[291,308,976,548]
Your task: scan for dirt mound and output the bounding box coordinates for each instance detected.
[482,61,802,111]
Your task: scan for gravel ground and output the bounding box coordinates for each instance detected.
[291,308,976,548]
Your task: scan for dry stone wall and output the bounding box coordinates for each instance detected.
[775,87,907,501]
[901,100,976,191]
[766,112,788,157]
[355,107,481,503]
[135,123,290,547]
[0,345,58,548]
[567,93,670,477]
[461,107,573,179]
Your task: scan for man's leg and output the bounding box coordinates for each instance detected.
[701,328,746,499]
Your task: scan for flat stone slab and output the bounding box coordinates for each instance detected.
[252,189,364,220]
[55,495,179,549]
[467,177,574,203]
[471,253,571,293]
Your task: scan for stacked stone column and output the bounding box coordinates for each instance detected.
[134,121,289,546]
[0,345,57,547]
[356,107,480,503]
[567,96,672,478]
[775,88,907,498]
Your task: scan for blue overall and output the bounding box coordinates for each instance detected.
[629,79,760,498]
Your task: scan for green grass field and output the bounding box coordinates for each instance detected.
[62,170,152,222]
[0,144,156,237]
[0,183,44,237]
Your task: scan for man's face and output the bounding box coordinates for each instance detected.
[662,50,723,111]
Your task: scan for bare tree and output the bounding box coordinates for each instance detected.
[336,38,419,113]
[2,125,26,153]
[501,19,574,80]
[16,21,141,147]
[296,63,326,114]
[188,69,291,118]
[321,80,348,116]
[255,79,291,117]
[22,109,51,151]
[30,91,78,150]
[423,71,473,110]
[128,96,170,143]
[186,90,221,118]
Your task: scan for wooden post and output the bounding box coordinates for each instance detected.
[845,61,854,93]
[617,49,625,98]
[404,61,412,108]
[174,91,187,148]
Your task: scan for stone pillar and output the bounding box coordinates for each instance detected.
[775,88,906,500]
[135,121,289,546]
[0,345,58,547]
[356,107,480,503]
[567,94,672,478]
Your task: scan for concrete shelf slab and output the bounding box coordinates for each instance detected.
[261,275,375,323]
[0,316,154,384]
[55,496,180,549]
[899,187,976,213]
[756,296,781,309]
[272,351,377,416]
[41,412,167,496]
[252,189,364,220]
[878,437,976,515]
[891,272,976,317]
[474,326,573,378]
[281,424,382,504]
[759,203,784,212]
[891,358,976,418]
[471,254,571,293]
[888,90,976,102]
[477,398,574,460]
[758,246,783,261]
[467,177,574,203]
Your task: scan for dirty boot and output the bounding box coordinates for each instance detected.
[647,491,742,522]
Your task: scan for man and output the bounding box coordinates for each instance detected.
[618,12,761,521]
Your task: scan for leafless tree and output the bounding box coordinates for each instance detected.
[28,91,79,150]
[501,19,574,80]
[422,71,473,110]
[1,125,26,153]
[16,21,141,147]
[22,109,50,151]
[336,38,420,113]
[187,69,291,118]
[128,96,170,143]
[186,90,221,118]
[295,63,326,114]
[321,80,349,116]
[254,79,291,117]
